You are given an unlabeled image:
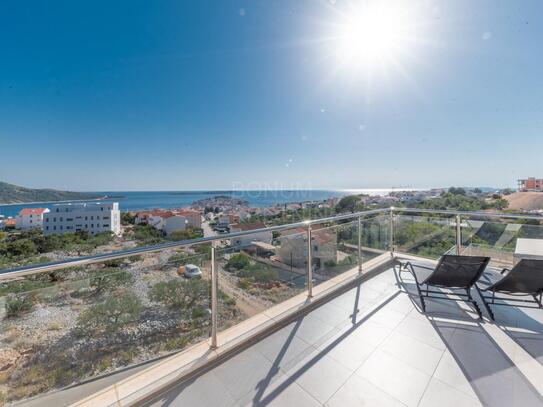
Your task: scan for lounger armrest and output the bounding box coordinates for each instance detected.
[500,268,510,275]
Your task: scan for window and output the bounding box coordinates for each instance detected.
[85,216,88,221]
[103,216,110,220]
[103,224,109,228]
[53,217,57,222]
[56,208,59,213]
[97,216,100,220]
[46,226,49,230]
[67,218,73,221]
[60,217,63,222]
[91,216,94,220]
[60,226,63,230]
[53,226,57,230]
[46,218,49,222]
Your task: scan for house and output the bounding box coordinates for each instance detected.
[16,208,50,230]
[2,218,16,229]
[276,226,337,271]
[176,209,202,229]
[43,203,121,236]
[162,215,188,236]
[229,222,272,249]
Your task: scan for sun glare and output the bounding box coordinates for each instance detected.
[334,2,414,71]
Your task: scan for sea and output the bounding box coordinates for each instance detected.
[0,189,412,218]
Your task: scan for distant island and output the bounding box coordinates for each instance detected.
[0,181,102,205]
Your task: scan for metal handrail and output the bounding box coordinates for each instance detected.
[0,208,388,280]
[1,207,542,280]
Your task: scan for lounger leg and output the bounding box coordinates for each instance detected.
[403,262,426,312]
[475,285,495,320]
[533,292,543,309]
[467,288,482,319]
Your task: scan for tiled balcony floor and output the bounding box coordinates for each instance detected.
[148,257,543,407]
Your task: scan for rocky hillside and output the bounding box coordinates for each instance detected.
[0,181,100,204]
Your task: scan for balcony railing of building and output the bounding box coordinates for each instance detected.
[1,207,543,405]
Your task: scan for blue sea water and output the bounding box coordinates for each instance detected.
[0,190,352,217]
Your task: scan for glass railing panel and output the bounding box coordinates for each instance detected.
[360,215,390,259]
[393,214,456,259]
[461,218,543,268]
[310,222,356,287]
[0,244,211,404]
[215,228,306,335]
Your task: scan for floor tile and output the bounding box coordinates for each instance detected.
[357,349,431,407]
[380,331,444,375]
[418,378,482,407]
[290,353,353,404]
[326,374,406,407]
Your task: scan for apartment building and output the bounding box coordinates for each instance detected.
[15,208,50,230]
[43,202,121,236]
[518,177,543,192]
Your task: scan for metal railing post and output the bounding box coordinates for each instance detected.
[307,225,313,298]
[210,245,218,349]
[455,215,462,255]
[358,216,363,273]
[389,208,395,256]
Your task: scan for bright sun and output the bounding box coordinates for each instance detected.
[335,2,414,71]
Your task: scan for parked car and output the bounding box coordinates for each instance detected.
[178,264,202,279]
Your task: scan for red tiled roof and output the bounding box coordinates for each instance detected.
[4,219,16,226]
[19,208,48,216]
[230,222,267,231]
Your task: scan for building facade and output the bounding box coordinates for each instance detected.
[518,177,543,192]
[15,208,50,230]
[230,222,272,248]
[43,202,121,236]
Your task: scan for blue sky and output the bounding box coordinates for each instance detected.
[0,0,542,191]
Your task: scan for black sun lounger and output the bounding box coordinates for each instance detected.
[477,259,543,320]
[399,255,490,318]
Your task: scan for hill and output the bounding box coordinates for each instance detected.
[504,191,543,211]
[0,181,101,204]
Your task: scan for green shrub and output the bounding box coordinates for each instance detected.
[162,336,189,352]
[77,293,142,334]
[225,253,250,271]
[237,264,279,284]
[89,268,133,294]
[191,306,207,319]
[5,294,34,317]
[149,279,209,309]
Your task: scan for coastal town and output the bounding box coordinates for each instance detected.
[0,183,542,403]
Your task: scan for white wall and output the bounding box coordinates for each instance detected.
[43,203,121,236]
[163,216,187,236]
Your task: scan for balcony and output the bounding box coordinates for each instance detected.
[1,209,543,406]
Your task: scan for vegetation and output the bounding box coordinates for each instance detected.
[0,230,114,268]
[76,293,142,334]
[149,279,209,310]
[335,195,364,213]
[237,263,279,285]
[120,212,136,225]
[225,253,251,271]
[169,227,204,241]
[409,187,509,211]
[89,267,134,295]
[5,294,34,317]
[132,224,166,245]
[0,180,100,204]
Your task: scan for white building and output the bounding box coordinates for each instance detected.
[230,222,272,248]
[16,208,50,230]
[162,215,188,236]
[43,202,121,236]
